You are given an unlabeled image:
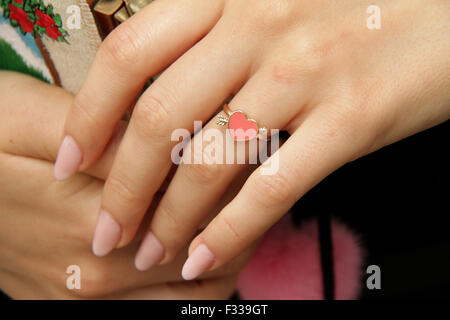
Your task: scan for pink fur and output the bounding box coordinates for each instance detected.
[237,214,363,300]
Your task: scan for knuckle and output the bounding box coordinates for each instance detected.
[153,200,197,262]
[252,172,296,209]
[133,90,175,140]
[155,200,184,238]
[246,0,297,32]
[73,260,114,298]
[72,219,96,247]
[335,96,394,156]
[268,35,326,83]
[298,42,324,74]
[105,173,140,207]
[70,95,101,131]
[328,86,382,136]
[101,22,142,68]
[39,264,68,298]
[291,33,327,75]
[217,214,245,246]
[215,253,246,276]
[185,162,225,185]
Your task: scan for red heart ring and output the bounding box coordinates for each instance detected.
[216,104,269,141]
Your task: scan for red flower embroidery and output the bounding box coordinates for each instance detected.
[45,26,61,40]
[35,9,55,28]
[9,3,34,33]
[9,4,27,21]
[19,18,34,33]
[4,1,67,41]
[36,9,61,39]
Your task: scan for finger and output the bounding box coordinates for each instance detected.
[92,21,254,257]
[72,238,254,299]
[70,182,255,298]
[181,105,361,280]
[55,0,225,180]
[0,72,124,181]
[103,275,237,300]
[0,148,253,299]
[0,72,251,297]
[134,67,306,270]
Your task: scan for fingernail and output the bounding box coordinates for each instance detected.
[54,135,82,181]
[134,232,164,271]
[181,244,215,280]
[92,210,121,257]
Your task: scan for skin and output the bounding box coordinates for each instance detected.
[0,72,253,299]
[59,0,450,279]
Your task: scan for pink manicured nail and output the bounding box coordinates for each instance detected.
[134,232,164,271]
[54,135,82,181]
[181,244,215,280]
[92,210,121,257]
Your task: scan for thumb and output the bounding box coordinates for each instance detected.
[0,71,125,180]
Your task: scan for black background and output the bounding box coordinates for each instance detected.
[292,120,449,299]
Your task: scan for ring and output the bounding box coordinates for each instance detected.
[216,104,269,142]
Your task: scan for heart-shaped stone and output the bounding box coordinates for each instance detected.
[228,111,258,141]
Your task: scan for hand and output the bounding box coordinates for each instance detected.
[0,72,253,299]
[57,0,450,280]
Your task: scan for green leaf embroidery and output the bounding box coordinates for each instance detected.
[53,14,61,27]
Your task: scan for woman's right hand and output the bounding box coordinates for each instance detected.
[0,72,253,299]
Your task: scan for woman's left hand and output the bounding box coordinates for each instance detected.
[57,0,450,280]
[0,72,254,299]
